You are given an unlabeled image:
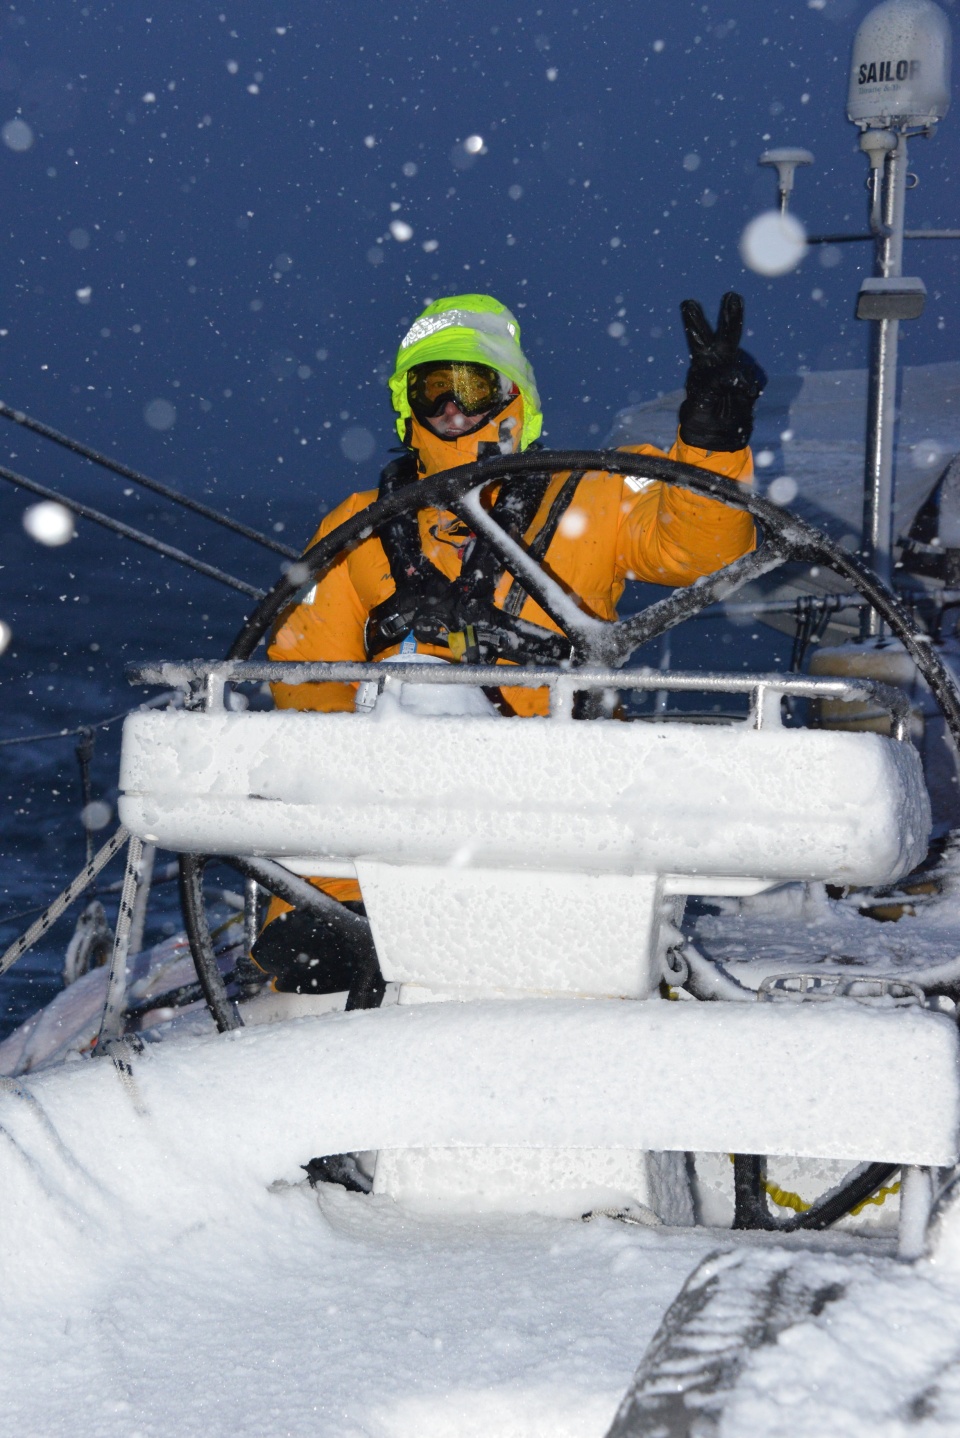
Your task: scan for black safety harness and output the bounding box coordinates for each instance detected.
[364,451,586,667]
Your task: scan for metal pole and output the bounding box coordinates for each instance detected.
[862,132,908,638]
[654,632,671,714]
[243,876,260,954]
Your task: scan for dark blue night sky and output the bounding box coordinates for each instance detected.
[0,0,957,1006]
[0,0,955,509]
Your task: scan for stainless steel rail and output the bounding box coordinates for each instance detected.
[127,660,913,739]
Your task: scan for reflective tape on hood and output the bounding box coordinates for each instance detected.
[389,293,542,450]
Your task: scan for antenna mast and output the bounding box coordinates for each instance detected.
[847,0,952,632]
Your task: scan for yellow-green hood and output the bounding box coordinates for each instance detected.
[389,293,542,449]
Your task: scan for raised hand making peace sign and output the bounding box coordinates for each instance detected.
[677,291,767,453]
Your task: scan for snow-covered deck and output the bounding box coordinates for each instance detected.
[3,1100,960,1438]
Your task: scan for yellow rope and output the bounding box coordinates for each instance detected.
[849,1179,901,1215]
[727,1156,901,1216]
[763,1179,811,1213]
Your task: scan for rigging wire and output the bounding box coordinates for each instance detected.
[95,832,143,1048]
[0,708,131,747]
[0,461,266,600]
[75,726,96,873]
[0,682,181,749]
[0,398,299,560]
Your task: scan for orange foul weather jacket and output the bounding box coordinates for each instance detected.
[265,431,756,906]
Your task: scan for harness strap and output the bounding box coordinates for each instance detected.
[366,455,573,666]
[502,470,585,618]
[454,467,552,609]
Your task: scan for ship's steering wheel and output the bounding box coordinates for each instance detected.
[179,446,960,1033]
[175,447,960,1233]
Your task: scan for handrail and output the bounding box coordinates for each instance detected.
[212,448,960,754]
[126,659,913,739]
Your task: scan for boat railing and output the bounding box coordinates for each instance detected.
[126,659,913,738]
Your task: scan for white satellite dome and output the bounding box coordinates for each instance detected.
[848,0,951,130]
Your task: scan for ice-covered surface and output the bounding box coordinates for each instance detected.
[5,733,960,1431]
[606,1235,960,1438]
[358,864,664,997]
[119,707,930,887]
[707,1220,960,1438]
[0,993,958,1436]
[7,1155,960,1438]
[3,876,960,1432]
[0,1167,723,1438]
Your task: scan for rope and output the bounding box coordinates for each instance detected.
[0,684,180,751]
[96,834,143,1047]
[126,842,156,958]
[850,1179,902,1215]
[764,1175,902,1216]
[0,710,128,748]
[0,398,299,559]
[0,826,129,975]
[98,1037,148,1115]
[763,1178,812,1214]
[0,462,265,600]
[726,1155,902,1216]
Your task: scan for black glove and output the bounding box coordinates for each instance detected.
[677,292,767,452]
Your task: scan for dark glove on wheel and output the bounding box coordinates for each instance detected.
[677,291,767,452]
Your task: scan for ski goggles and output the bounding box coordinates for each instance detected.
[407,361,513,420]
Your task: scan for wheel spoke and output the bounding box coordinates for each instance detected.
[178,855,241,1033]
[457,485,610,661]
[611,542,789,665]
[221,855,374,949]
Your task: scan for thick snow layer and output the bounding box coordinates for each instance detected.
[4,887,960,1432]
[0,1169,722,1438]
[0,1000,958,1437]
[712,1246,960,1437]
[0,999,955,1241]
[4,1121,960,1438]
[0,999,721,1436]
[606,1238,960,1438]
[119,707,930,887]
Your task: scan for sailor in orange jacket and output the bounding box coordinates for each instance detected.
[253,291,765,999]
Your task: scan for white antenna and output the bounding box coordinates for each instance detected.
[847,0,951,130]
[758,148,814,213]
